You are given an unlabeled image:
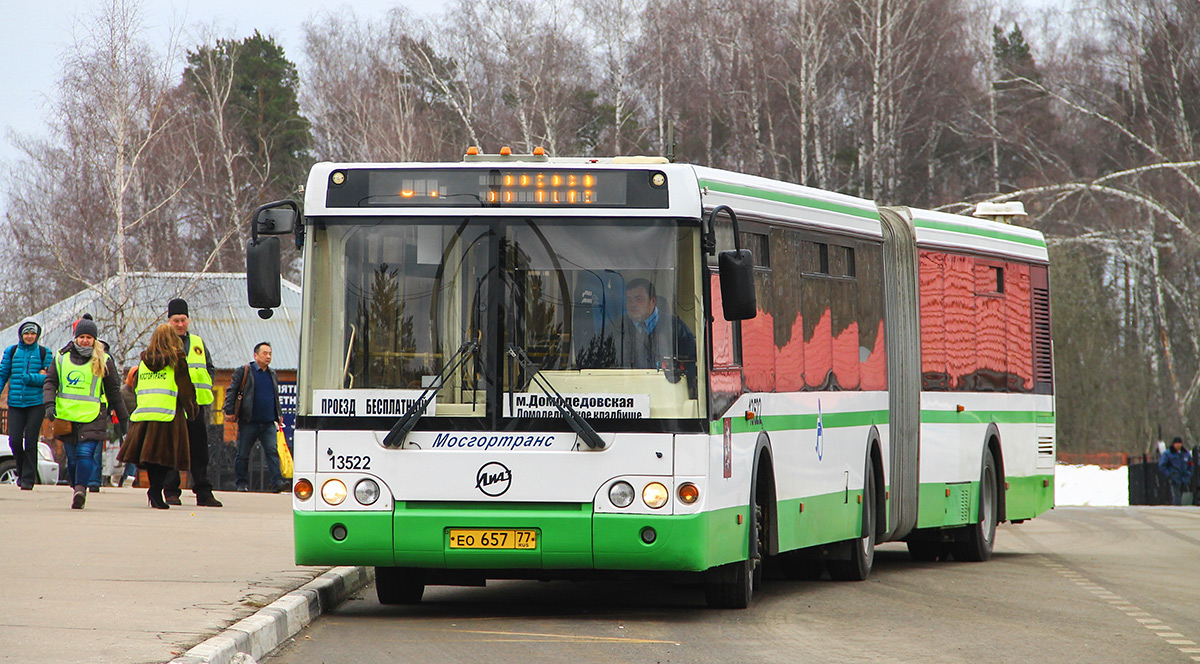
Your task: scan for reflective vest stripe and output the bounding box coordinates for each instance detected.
[58,392,102,403]
[55,352,103,423]
[131,362,178,422]
[187,335,214,406]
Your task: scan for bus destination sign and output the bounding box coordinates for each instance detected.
[326,168,669,209]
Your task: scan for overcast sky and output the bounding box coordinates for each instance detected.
[0,0,440,186]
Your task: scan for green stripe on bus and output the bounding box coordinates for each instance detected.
[698,179,881,221]
[710,410,890,436]
[912,218,1047,248]
[920,410,1055,425]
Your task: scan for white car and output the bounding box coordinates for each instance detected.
[0,435,61,485]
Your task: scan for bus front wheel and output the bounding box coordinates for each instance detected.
[375,566,425,605]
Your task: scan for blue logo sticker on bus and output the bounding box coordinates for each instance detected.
[815,399,824,461]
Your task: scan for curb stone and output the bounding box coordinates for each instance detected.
[167,566,373,664]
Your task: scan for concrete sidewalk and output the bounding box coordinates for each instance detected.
[0,483,364,664]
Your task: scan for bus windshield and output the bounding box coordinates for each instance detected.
[303,217,705,421]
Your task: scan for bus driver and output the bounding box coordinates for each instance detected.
[620,278,697,397]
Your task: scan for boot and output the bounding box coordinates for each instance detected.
[71,486,87,509]
[196,492,223,508]
[147,488,170,509]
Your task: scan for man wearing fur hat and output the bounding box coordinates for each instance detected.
[163,298,223,507]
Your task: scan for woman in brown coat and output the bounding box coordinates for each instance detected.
[117,324,197,509]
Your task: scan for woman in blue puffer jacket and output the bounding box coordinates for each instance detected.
[0,318,53,489]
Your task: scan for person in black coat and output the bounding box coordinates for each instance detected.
[223,342,286,492]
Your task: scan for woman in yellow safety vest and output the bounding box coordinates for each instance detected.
[117,324,197,509]
[43,315,128,509]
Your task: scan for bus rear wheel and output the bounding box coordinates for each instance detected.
[952,451,998,562]
[828,462,876,581]
[375,567,425,605]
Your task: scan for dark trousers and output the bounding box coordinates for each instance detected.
[164,410,213,498]
[235,420,283,489]
[7,404,45,488]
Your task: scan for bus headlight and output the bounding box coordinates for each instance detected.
[321,479,347,505]
[642,482,669,509]
[609,481,635,508]
[677,482,700,504]
[354,479,381,505]
[294,479,314,501]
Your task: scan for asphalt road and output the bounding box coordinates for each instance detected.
[266,507,1200,664]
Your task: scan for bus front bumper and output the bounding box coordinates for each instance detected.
[293,503,747,572]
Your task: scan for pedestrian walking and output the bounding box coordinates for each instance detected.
[0,318,53,489]
[117,324,197,509]
[1159,436,1194,506]
[223,342,287,492]
[43,315,129,509]
[162,298,222,507]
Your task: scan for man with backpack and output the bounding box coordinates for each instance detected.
[0,319,53,489]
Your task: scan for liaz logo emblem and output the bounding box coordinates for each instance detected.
[475,461,512,497]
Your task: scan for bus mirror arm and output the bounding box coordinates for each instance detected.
[705,206,758,321]
[381,339,478,449]
[507,344,606,451]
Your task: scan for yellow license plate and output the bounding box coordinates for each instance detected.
[447,529,537,550]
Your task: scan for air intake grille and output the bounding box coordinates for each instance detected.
[1033,287,1052,384]
[960,489,971,523]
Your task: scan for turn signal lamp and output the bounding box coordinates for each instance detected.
[294,478,314,501]
[642,482,669,509]
[322,479,347,505]
[677,482,699,504]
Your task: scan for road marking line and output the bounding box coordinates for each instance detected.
[428,628,678,645]
[1041,555,1198,661]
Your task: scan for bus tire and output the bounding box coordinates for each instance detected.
[375,566,425,605]
[828,461,877,582]
[952,450,998,562]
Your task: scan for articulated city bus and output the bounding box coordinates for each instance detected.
[247,152,1054,608]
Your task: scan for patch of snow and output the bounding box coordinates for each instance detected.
[1054,464,1129,507]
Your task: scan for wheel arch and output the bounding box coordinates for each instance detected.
[751,432,780,556]
[868,427,886,540]
[984,423,1006,523]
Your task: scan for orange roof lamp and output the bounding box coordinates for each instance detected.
[462,146,551,162]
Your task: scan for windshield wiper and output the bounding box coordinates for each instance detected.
[507,344,606,450]
[381,338,479,449]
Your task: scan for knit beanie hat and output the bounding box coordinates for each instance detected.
[19,322,38,336]
[168,298,189,318]
[74,314,98,339]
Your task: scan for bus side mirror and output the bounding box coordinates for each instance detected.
[254,201,297,236]
[247,237,281,318]
[719,249,757,321]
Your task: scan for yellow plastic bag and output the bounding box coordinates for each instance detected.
[277,427,294,479]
